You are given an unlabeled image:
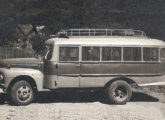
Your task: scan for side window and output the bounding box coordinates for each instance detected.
[143,48,158,61]
[102,47,121,61]
[161,48,165,60]
[59,47,79,62]
[82,47,100,61]
[123,47,141,61]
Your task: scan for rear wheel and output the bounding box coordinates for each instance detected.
[10,80,34,106]
[107,80,132,104]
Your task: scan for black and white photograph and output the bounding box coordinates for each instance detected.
[0,0,165,120]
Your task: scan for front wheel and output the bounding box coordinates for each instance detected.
[10,80,34,106]
[107,80,132,105]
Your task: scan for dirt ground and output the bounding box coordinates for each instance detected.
[0,88,165,120]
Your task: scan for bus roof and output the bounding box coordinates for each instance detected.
[45,36,165,47]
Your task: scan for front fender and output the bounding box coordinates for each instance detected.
[0,68,44,91]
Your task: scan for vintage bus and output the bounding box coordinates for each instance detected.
[0,29,165,105]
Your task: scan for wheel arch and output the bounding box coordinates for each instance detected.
[7,75,38,93]
[104,76,137,88]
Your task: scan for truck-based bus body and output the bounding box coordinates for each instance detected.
[0,29,165,105]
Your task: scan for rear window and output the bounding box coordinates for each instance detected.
[59,47,79,62]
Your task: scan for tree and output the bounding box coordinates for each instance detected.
[0,0,165,51]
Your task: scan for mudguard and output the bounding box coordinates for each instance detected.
[0,68,44,91]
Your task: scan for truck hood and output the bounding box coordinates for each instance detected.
[0,58,43,69]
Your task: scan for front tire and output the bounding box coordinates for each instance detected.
[10,80,34,106]
[107,80,132,105]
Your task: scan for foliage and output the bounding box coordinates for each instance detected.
[0,0,165,52]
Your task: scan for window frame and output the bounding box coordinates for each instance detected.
[58,45,161,63]
[58,45,80,63]
[81,46,101,62]
[160,47,165,61]
[123,47,142,62]
[101,46,122,62]
[143,47,160,62]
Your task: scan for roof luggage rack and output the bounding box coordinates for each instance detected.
[57,29,147,37]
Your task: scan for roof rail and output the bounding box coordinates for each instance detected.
[58,29,147,37]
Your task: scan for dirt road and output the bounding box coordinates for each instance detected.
[0,89,165,120]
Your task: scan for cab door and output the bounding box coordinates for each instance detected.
[57,46,80,87]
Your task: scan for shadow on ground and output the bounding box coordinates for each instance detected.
[0,93,7,105]
[0,89,159,105]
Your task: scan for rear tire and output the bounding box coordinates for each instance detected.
[107,80,132,105]
[10,80,34,106]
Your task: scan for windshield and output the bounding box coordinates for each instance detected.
[44,46,53,60]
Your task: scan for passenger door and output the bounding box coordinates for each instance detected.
[57,46,80,87]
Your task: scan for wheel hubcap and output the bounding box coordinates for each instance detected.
[113,86,127,101]
[16,85,32,102]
